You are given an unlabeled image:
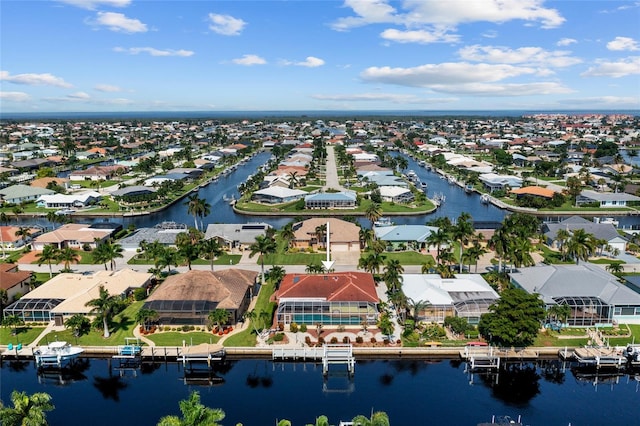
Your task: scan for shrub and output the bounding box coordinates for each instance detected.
[300,324,307,332]
[343,336,350,344]
[289,322,299,333]
[370,337,377,344]
[318,337,325,344]
[163,326,171,332]
[305,336,312,346]
[273,333,285,342]
[133,287,147,301]
[330,337,338,344]
[278,322,284,332]
[355,336,364,344]
[181,325,191,332]
[337,325,345,332]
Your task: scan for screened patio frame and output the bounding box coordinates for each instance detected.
[4,298,64,322]
[551,296,613,326]
[276,300,378,326]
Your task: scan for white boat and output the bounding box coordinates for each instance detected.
[595,217,620,227]
[480,193,490,204]
[34,341,84,367]
[420,181,428,189]
[374,217,394,227]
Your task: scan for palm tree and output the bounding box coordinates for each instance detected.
[267,265,286,289]
[2,314,23,336]
[606,262,624,277]
[279,223,296,250]
[64,314,90,337]
[184,194,209,231]
[488,227,511,272]
[352,410,390,426]
[287,171,300,188]
[358,252,385,275]
[451,212,474,274]
[462,242,488,273]
[135,308,158,332]
[155,247,181,274]
[407,298,431,322]
[85,285,118,338]
[420,257,436,274]
[359,227,374,250]
[383,259,404,293]
[0,390,55,426]
[509,237,535,270]
[365,202,382,227]
[36,245,60,278]
[426,227,450,259]
[157,391,225,426]
[248,235,277,284]
[175,232,200,270]
[208,309,229,331]
[14,226,32,250]
[0,289,8,320]
[436,262,454,278]
[555,228,571,260]
[99,240,124,271]
[314,224,327,249]
[92,243,111,271]
[566,229,597,264]
[199,238,223,271]
[57,246,80,272]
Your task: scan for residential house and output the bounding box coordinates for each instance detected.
[290,218,360,252]
[143,269,258,325]
[0,184,54,205]
[509,263,640,325]
[275,272,379,326]
[252,187,307,204]
[542,216,627,254]
[36,191,102,209]
[478,173,523,192]
[305,192,357,209]
[31,223,113,250]
[576,190,640,208]
[378,186,415,203]
[4,269,152,325]
[0,263,32,304]
[401,274,498,324]
[374,225,440,252]
[118,222,188,251]
[204,223,272,251]
[0,225,44,251]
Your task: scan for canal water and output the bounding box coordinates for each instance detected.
[2,357,639,425]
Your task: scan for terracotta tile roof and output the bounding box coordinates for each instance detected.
[510,186,556,198]
[0,269,31,291]
[33,223,111,244]
[30,177,69,188]
[0,226,42,243]
[277,272,378,303]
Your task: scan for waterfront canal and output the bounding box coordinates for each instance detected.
[2,357,639,425]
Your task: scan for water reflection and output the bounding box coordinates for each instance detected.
[482,363,541,405]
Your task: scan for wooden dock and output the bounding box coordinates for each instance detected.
[272,344,355,375]
[563,347,626,369]
[178,343,226,367]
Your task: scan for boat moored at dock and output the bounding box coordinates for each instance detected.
[34,341,84,368]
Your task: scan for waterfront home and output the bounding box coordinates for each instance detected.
[509,263,640,326]
[373,225,440,252]
[143,269,258,326]
[290,217,360,252]
[305,191,357,209]
[0,225,43,251]
[36,191,102,209]
[69,165,125,181]
[400,274,498,324]
[252,187,307,204]
[478,173,523,192]
[378,186,415,203]
[30,177,69,189]
[275,272,379,326]
[118,223,188,251]
[0,263,32,304]
[10,158,52,171]
[357,170,408,187]
[4,269,152,325]
[510,186,557,200]
[143,172,191,187]
[576,189,640,208]
[111,185,157,200]
[31,223,113,251]
[543,216,627,254]
[0,184,54,205]
[204,223,272,251]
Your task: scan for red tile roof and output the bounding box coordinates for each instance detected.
[277,272,378,303]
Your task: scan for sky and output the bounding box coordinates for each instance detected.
[1,0,639,113]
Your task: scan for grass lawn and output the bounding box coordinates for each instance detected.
[225,277,278,347]
[361,250,435,265]
[37,301,144,346]
[1,326,46,346]
[537,244,575,265]
[128,253,242,266]
[590,258,625,265]
[263,252,326,265]
[146,332,220,346]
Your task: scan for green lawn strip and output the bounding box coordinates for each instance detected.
[590,258,625,265]
[127,254,242,266]
[361,250,434,265]
[222,329,257,347]
[36,301,143,346]
[537,245,575,264]
[225,279,278,347]
[263,252,326,265]
[146,332,220,346]
[0,327,46,346]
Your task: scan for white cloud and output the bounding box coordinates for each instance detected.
[482,30,498,39]
[360,62,537,87]
[94,84,122,92]
[380,28,460,44]
[91,12,147,33]
[113,47,194,57]
[581,57,640,77]
[557,38,577,46]
[558,96,639,106]
[429,82,573,96]
[0,70,73,88]
[0,91,31,102]
[607,36,640,51]
[232,54,266,66]
[311,93,457,104]
[67,91,91,100]
[332,0,565,31]
[458,45,582,67]
[57,0,130,10]
[282,56,326,67]
[208,13,246,36]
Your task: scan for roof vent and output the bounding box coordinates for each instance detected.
[293,276,299,284]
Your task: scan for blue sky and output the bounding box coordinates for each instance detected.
[1,0,639,113]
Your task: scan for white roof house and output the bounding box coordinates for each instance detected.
[252,187,307,204]
[479,173,523,191]
[36,191,101,209]
[378,186,414,203]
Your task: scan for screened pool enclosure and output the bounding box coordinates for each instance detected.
[276,300,379,326]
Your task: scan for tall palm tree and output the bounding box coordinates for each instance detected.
[279,223,296,250]
[407,298,431,323]
[421,257,436,274]
[383,259,404,293]
[566,229,597,264]
[509,237,536,270]
[208,309,230,331]
[57,247,80,272]
[358,252,385,275]
[0,390,55,426]
[488,227,511,273]
[14,226,32,250]
[92,243,111,271]
[426,227,450,259]
[85,285,118,338]
[155,247,181,274]
[248,235,277,284]
[462,242,488,273]
[176,232,200,270]
[365,202,382,227]
[184,194,209,231]
[359,227,374,250]
[101,239,124,271]
[199,238,223,271]
[555,228,571,260]
[314,224,327,249]
[135,308,158,331]
[36,245,60,278]
[157,391,225,426]
[452,213,474,274]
